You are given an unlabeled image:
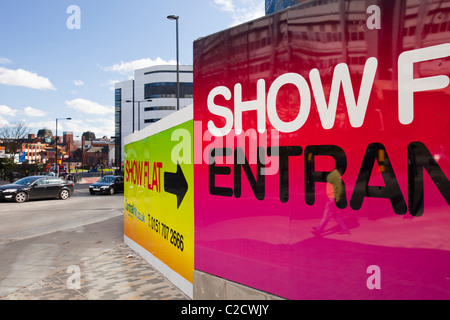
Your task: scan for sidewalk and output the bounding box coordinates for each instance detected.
[0,178,189,300]
[1,243,190,300]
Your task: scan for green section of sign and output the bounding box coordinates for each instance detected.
[123,120,194,283]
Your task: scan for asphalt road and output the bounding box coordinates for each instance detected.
[0,183,125,297]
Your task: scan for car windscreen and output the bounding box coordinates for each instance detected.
[98,177,114,183]
[13,177,38,186]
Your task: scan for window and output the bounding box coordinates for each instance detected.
[431,23,439,33]
[35,178,48,186]
[115,88,121,102]
[144,70,192,76]
[144,106,176,111]
[144,118,161,124]
[144,82,193,99]
[114,88,122,167]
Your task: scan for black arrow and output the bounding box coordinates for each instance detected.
[164,161,188,209]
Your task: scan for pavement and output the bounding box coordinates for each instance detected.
[0,242,190,300]
[0,178,190,301]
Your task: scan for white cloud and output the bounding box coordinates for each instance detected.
[101,79,121,91]
[0,67,56,91]
[0,116,8,126]
[28,120,55,131]
[214,0,264,26]
[28,120,73,135]
[24,106,47,117]
[85,118,115,137]
[73,80,84,86]
[103,57,176,75]
[214,0,235,12]
[54,118,115,138]
[0,105,16,126]
[0,57,13,65]
[28,117,115,139]
[28,119,68,132]
[0,104,18,117]
[65,98,113,115]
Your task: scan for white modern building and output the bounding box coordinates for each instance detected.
[114,64,193,167]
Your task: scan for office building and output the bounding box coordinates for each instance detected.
[114,64,193,168]
[265,0,301,14]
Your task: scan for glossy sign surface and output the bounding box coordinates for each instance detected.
[194,0,450,299]
[124,115,194,293]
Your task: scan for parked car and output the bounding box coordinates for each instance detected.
[0,176,74,203]
[89,175,124,195]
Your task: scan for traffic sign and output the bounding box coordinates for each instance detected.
[18,151,26,162]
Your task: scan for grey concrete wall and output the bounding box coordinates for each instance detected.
[193,270,285,300]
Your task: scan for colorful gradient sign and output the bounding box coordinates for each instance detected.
[124,107,194,296]
[193,1,450,299]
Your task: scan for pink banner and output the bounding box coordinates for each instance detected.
[194,1,450,299]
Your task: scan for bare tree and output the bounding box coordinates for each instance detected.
[0,121,31,159]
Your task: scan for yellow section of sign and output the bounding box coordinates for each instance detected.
[124,120,193,283]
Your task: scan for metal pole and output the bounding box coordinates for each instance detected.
[168,15,180,111]
[55,118,58,175]
[176,17,179,111]
[132,79,135,132]
[55,118,71,176]
[138,101,141,131]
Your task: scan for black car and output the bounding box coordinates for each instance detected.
[0,176,74,203]
[89,175,124,195]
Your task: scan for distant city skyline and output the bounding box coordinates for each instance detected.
[0,0,264,138]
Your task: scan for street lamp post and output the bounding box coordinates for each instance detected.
[167,15,180,111]
[125,99,152,131]
[55,117,71,176]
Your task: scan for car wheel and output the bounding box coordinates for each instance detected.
[89,190,95,195]
[109,187,115,195]
[15,191,28,203]
[59,189,70,200]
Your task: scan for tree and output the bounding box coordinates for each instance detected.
[0,121,31,159]
[0,157,14,180]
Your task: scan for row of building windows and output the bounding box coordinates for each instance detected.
[265,0,299,15]
[144,82,193,99]
[144,118,161,124]
[115,89,121,102]
[144,106,177,112]
[266,0,339,15]
[295,30,346,43]
[228,19,449,57]
[404,21,450,37]
[144,70,193,76]
[230,29,365,57]
[246,52,371,76]
[114,88,122,166]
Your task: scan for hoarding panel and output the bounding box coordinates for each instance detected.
[124,111,194,296]
[194,0,450,299]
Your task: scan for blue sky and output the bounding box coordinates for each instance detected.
[0,0,264,138]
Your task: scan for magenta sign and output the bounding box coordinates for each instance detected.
[194,1,450,299]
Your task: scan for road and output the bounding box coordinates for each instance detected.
[0,183,125,297]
